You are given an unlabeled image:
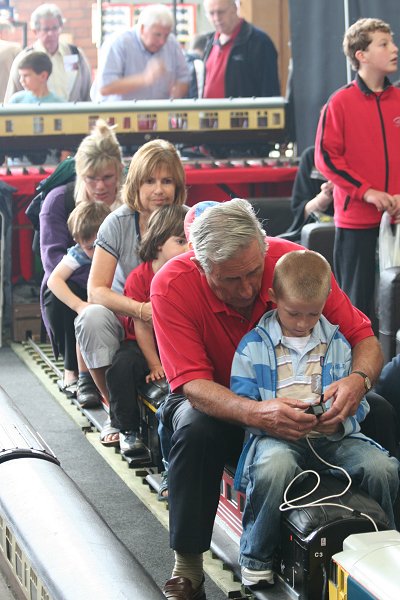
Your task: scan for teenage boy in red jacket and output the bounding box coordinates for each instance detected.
[315,18,400,320]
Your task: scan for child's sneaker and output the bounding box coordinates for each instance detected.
[119,431,147,457]
[241,566,274,588]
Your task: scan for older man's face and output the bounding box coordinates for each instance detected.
[203,238,265,313]
[34,17,61,55]
[140,23,171,53]
[204,0,238,35]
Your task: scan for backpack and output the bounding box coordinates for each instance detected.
[26,156,76,254]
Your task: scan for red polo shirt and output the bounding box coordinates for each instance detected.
[122,260,154,340]
[151,238,373,392]
[203,20,243,98]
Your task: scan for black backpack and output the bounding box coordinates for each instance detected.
[26,156,76,254]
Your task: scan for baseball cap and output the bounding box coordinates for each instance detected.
[184,201,219,241]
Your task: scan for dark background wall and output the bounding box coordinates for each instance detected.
[289,0,400,153]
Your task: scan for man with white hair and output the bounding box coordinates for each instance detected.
[5,3,91,102]
[92,3,189,102]
[202,0,280,98]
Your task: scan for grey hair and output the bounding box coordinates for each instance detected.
[138,4,173,30]
[204,0,238,6]
[30,4,64,30]
[190,198,267,274]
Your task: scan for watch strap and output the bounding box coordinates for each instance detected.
[351,370,371,391]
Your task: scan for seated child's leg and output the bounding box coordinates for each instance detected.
[156,399,173,470]
[156,401,173,501]
[240,437,305,583]
[321,436,400,530]
[106,339,149,456]
[106,340,146,430]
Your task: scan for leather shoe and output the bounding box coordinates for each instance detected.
[76,377,101,408]
[163,576,206,599]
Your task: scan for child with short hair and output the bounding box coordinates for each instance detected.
[48,201,111,313]
[9,51,62,103]
[47,201,111,405]
[315,18,400,319]
[231,250,399,589]
[104,204,189,456]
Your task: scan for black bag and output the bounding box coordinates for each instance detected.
[25,156,76,254]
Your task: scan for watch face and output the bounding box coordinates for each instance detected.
[352,371,371,391]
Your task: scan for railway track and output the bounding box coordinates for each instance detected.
[11,339,249,600]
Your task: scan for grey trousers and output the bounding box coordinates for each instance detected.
[75,304,124,369]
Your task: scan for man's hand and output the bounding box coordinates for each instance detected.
[143,58,166,86]
[250,398,318,441]
[317,373,366,429]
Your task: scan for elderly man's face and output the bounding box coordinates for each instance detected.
[34,17,61,55]
[140,23,171,53]
[203,238,265,313]
[204,0,238,35]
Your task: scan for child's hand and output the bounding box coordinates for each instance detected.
[145,364,165,383]
[363,188,397,213]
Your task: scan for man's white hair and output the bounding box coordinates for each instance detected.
[138,4,173,30]
[30,3,64,30]
[190,198,267,274]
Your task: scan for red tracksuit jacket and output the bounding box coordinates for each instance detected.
[315,73,400,229]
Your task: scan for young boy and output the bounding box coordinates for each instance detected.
[230,250,399,589]
[48,201,111,312]
[315,18,400,320]
[47,201,111,406]
[9,51,62,103]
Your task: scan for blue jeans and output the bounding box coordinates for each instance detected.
[240,435,400,570]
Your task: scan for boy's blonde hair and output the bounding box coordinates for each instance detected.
[343,18,392,71]
[272,250,331,303]
[67,201,110,242]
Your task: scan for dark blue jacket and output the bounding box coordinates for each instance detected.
[203,20,280,98]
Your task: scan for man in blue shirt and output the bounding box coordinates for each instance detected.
[91,4,189,102]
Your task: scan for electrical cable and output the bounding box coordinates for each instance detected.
[278,436,378,532]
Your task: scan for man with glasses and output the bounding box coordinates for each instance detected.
[5,3,91,102]
[202,0,280,99]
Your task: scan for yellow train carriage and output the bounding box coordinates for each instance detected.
[0,97,287,153]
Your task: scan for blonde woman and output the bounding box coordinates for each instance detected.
[40,119,123,403]
[75,139,187,445]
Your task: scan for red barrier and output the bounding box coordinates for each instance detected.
[1,162,297,282]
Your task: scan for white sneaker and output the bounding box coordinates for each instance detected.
[119,431,147,457]
[241,566,274,588]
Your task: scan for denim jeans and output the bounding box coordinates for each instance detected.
[240,435,400,570]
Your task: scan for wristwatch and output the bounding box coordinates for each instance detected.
[351,370,372,392]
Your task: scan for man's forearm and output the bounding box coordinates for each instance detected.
[183,379,252,425]
[100,73,147,96]
[351,336,383,385]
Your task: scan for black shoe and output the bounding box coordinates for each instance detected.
[76,378,102,408]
